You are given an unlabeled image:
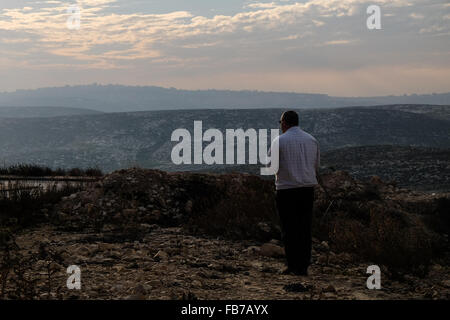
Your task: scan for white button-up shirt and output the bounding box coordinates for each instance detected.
[272,126,320,190]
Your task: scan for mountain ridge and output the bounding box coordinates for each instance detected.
[0,106,449,177]
[1,84,449,112]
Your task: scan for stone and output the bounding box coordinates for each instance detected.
[317,255,328,265]
[319,241,329,251]
[191,280,203,287]
[323,292,336,299]
[153,250,169,262]
[323,284,336,293]
[442,280,450,288]
[147,280,161,288]
[352,292,371,300]
[244,246,261,254]
[257,222,271,234]
[259,243,285,258]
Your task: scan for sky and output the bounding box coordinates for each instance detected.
[0,0,449,96]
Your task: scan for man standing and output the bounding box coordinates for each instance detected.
[272,110,320,276]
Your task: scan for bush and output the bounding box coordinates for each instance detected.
[313,200,437,276]
[0,182,82,230]
[0,164,103,177]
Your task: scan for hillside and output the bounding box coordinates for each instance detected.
[200,146,450,192]
[322,146,450,192]
[1,85,449,112]
[0,106,449,174]
[370,105,450,121]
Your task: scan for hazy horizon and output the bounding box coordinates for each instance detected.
[1,83,450,98]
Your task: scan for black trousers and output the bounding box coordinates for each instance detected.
[276,187,315,270]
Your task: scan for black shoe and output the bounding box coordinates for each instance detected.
[297,268,308,276]
[281,267,294,275]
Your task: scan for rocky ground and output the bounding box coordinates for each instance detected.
[8,225,450,300]
[1,168,449,300]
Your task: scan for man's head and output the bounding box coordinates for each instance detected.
[280,110,299,133]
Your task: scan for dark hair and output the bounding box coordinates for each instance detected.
[281,110,299,126]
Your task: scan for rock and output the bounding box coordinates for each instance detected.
[323,267,334,274]
[69,193,78,200]
[77,246,91,256]
[323,284,336,293]
[442,280,450,288]
[153,250,169,262]
[243,246,261,254]
[147,279,161,288]
[323,292,336,299]
[317,255,328,265]
[318,241,329,252]
[257,222,271,234]
[352,292,371,300]
[112,284,125,291]
[125,294,146,300]
[151,210,162,221]
[337,252,353,264]
[123,209,137,217]
[259,243,285,258]
[184,200,193,214]
[431,264,442,272]
[191,280,203,288]
[327,252,340,265]
[86,203,94,213]
[134,284,146,295]
[370,175,384,185]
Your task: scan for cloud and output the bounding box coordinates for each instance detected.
[0,0,448,94]
[410,13,425,19]
[323,39,358,46]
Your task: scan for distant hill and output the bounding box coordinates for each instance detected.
[367,105,450,121]
[0,84,449,112]
[322,145,450,192]
[0,105,449,174]
[0,106,102,118]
